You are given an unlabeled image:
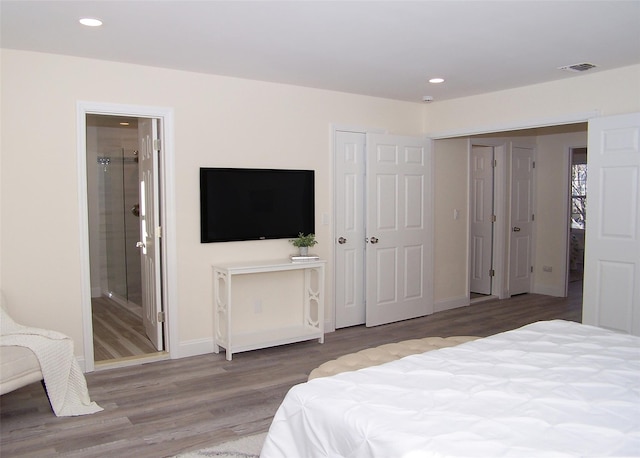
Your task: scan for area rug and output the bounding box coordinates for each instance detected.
[174,432,267,458]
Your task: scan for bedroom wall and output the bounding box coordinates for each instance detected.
[2,50,638,363]
[432,137,469,309]
[0,49,425,359]
[424,64,640,136]
[534,130,588,296]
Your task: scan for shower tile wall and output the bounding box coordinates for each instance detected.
[87,118,141,307]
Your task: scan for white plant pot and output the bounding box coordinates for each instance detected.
[299,246,309,256]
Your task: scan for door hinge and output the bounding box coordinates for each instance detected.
[157,311,165,323]
[532,161,536,169]
[491,214,496,223]
[157,226,162,238]
[153,138,162,151]
[530,266,534,273]
[532,214,535,221]
[489,269,495,277]
[493,159,497,168]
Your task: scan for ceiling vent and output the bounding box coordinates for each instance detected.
[558,62,598,73]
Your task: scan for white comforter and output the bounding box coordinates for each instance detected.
[261,320,640,457]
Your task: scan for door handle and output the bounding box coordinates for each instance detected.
[513,227,521,232]
[370,236,379,244]
[337,237,347,244]
[136,241,145,248]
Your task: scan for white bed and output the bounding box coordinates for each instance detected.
[261,320,640,457]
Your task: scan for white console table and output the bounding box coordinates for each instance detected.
[213,259,325,360]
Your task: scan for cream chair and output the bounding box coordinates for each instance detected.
[0,345,43,395]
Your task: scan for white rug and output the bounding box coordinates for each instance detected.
[174,432,267,458]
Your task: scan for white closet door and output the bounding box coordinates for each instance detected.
[365,134,433,327]
[583,112,640,335]
[334,131,367,328]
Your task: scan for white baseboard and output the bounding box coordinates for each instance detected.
[324,319,335,333]
[177,338,216,359]
[532,284,565,297]
[434,295,469,313]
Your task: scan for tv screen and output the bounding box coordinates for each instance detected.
[200,168,315,243]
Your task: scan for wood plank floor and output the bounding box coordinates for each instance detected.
[92,297,158,361]
[0,282,582,458]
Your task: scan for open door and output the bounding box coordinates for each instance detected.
[138,118,163,350]
[583,112,640,336]
[365,133,433,326]
[470,146,495,295]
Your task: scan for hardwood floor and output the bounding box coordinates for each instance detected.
[0,283,582,458]
[92,297,158,361]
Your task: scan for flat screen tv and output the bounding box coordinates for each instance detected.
[200,167,315,243]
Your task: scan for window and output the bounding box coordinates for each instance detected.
[571,163,587,229]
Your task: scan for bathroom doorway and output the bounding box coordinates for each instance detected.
[86,114,161,362]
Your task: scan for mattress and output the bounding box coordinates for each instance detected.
[261,320,640,457]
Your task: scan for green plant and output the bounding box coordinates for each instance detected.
[289,232,318,248]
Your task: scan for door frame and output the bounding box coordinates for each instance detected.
[431,111,598,304]
[77,101,178,372]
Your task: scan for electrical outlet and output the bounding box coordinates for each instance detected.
[543,265,553,272]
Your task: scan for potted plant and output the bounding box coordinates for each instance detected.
[290,232,318,256]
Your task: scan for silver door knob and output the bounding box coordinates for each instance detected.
[513,227,521,232]
[338,237,347,244]
[136,241,145,248]
[370,236,379,244]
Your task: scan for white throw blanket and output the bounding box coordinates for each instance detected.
[0,303,102,417]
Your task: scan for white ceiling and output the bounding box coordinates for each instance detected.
[1,1,639,103]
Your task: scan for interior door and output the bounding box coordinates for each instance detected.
[509,146,534,295]
[470,146,494,295]
[138,118,163,350]
[365,133,432,327]
[583,112,640,336]
[334,131,367,328]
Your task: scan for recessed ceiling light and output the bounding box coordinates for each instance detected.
[429,78,445,84]
[79,17,103,27]
[119,122,130,126]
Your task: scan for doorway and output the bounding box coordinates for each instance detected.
[86,114,162,362]
[78,102,176,372]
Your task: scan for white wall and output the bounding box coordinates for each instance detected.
[2,49,638,363]
[426,65,640,136]
[0,49,424,359]
[534,130,588,296]
[432,137,469,310]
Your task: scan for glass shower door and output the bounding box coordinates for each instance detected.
[102,148,128,301]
